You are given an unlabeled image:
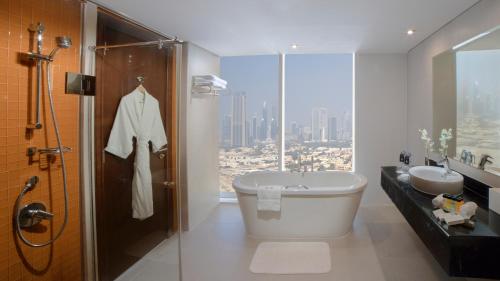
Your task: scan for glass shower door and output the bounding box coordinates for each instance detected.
[93,10,179,281]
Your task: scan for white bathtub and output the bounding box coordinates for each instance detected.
[233,171,367,239]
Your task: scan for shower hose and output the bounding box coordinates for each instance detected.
[15,61,69,247]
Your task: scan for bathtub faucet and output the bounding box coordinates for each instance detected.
[291,153,302,173]
[291,153,310,174]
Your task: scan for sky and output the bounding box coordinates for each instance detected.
[219,53,353,129]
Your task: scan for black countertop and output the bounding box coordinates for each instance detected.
[381,166,500,279]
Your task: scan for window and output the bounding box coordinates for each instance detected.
[219,56,279,195]
[285,54,353,172]
[456,50,500,170]
[219,54,354,196]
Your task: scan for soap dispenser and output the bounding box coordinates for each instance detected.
[397,151,406,174]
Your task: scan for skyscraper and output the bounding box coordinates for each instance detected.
[302,126,312,142]
[328,117,337,141]
[222,114,232,147]
[270,118,277,140]
[312,107,328,142]
[245,120,252,146]
[291,122,298,137]
[231,93,246,147]
[260,102,268,141]
[270,106,278,140]
[341,111,352,141]
[251,115,258,144]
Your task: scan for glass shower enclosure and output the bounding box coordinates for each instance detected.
[87,8,181,281]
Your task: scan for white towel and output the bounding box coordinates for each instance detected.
[193,75,227,86]
[257,185,283,212]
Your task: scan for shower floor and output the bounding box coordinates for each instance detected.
[116,203,489,281]
[115,234,180,281]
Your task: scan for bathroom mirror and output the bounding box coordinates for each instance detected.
[433,26,500,177]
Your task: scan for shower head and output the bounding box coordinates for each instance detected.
[56,36,72,48]
[49,36,72,59]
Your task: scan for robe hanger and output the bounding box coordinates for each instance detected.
[136,76,147,97]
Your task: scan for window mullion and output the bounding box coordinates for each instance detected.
[278,53,286,171]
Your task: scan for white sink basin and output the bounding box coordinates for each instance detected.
[408,166,463,195]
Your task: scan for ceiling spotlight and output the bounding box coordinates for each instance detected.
[407,29,415,35]
[291,44,298,49]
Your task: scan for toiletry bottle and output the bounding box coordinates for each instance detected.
[402,153,411,173]
[442,194,464,214]
[397,151,406,173]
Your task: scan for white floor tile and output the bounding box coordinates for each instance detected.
[118,203,491,281]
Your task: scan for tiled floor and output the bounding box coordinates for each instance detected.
[117,203,494,281]
[181,203,493,281]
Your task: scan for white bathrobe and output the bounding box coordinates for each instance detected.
[105,88,167,220]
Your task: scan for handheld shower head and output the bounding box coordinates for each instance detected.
[49,36,72,59]
[56,36,72,48]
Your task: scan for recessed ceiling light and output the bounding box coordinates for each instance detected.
[407,29,415,35]
[291,44,298,49]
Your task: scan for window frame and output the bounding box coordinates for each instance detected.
[219,53,356,197]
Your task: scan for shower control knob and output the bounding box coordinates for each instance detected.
[29,209,54,220]
[18,202,52,229]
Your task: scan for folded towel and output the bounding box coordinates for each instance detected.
[257,185,283,212]
[192,75,227,91]
[193,75,227,86]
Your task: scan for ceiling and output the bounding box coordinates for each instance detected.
[95,0,479,56]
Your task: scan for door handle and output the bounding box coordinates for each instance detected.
[162,181,175,188]
[156,147,168,159]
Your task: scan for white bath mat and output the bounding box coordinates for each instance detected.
[249,242,331,274]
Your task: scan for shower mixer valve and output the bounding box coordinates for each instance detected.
[17,176,54,229]
[18,202,54,229]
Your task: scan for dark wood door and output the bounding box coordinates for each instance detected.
[94,11,178,281]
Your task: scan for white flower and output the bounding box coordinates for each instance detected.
[438,128,453,157]
[419,129,429,141]
[419,128,434,156]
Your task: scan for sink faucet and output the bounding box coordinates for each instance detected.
[478,154,493,170]
[438,155,452,175]
[460,150,476,166]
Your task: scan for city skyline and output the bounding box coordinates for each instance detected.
[219,54,353,130]
[221,97,352,147]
